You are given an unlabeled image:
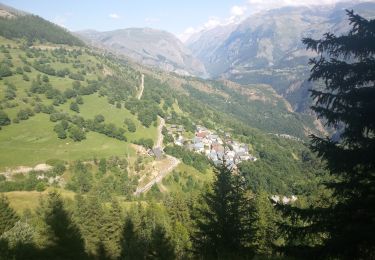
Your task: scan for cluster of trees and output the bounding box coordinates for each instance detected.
[32,59,57,76]
[124,98,161,127]
[85,117,127,141]
[0,191,179,259]
[133,138,153,149]
[124,118,136,132]
[0,171,47,192]
[29,77,98,108]
[0,61,13,79]
[121,76,178,128]
[4,82,16,100]
[0,111,10,127]
[50,113,127,142]
[101,75,138,105]
[164,145,210,172]
[15,107,35,122]
[65,158,135,199]
[29,76,67,106]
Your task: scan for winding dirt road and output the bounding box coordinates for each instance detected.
[154,116,165,149]
[134,116,180,195]
[133,155,180,195]
[137,74,144,100]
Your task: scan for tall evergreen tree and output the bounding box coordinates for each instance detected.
[101,199,123,259]
[148,225,175,260]
[281,10,375,259]
[119,217,144,259]
[249,190,277,256]
[73,195,103,256]
[0,195,19,235]
[192,162,251,258]
[42,191,87,259]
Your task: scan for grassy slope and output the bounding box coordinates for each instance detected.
[0,114,134,169]
[5,188,76,214]
[0,37,158,168]
[60,94,158,143]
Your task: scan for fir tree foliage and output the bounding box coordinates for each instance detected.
[41,191,87,259]
[192,162,252,259]
[0,195,19,235]
[281,10,375,259]
[249,190,278,256]
[101,199,123,259]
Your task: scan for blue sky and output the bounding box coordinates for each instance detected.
[3,0,351,41]
[3,1,244,35]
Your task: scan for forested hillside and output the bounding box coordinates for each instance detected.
[0,6,84,46]
[0,29,325,257]
[2,3,373,260]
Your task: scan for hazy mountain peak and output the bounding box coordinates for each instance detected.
[77,27,207,77]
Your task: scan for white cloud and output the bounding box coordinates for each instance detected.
[178,0,357,42]
[178,17,223,42]
[52,12,73,29]
[246,0,355,14]
[109,13,121,19]
[178,27,200,42]
[203,17,221,29]
[230,5,247,17]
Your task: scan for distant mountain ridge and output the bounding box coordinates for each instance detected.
[76,28,207,77]
[186,1,375,112]
[187,1,375,74]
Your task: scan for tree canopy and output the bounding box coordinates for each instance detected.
[280,10,375,259]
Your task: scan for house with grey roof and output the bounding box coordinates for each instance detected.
[151,148,163,160]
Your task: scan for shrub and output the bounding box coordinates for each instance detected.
[70,101,79,113]
[0,111,10,126]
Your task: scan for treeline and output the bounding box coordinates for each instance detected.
[0,15,84,46]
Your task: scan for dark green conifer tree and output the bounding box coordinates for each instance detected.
[192,162,251,258]
[101,199,123,259]
[249,190,277,256]
[281,10,375,259]
[42,191,87,259]
[0,195,19,235]
[119,217,144,259]
[73,195,103,256]
[148,225,175,260]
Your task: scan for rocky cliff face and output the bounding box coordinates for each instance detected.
[187,2,375,112]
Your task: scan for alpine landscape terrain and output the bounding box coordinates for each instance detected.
[0,1,374,259]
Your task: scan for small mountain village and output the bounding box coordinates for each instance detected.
[165,123,257,170]
[149,122,297,205]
